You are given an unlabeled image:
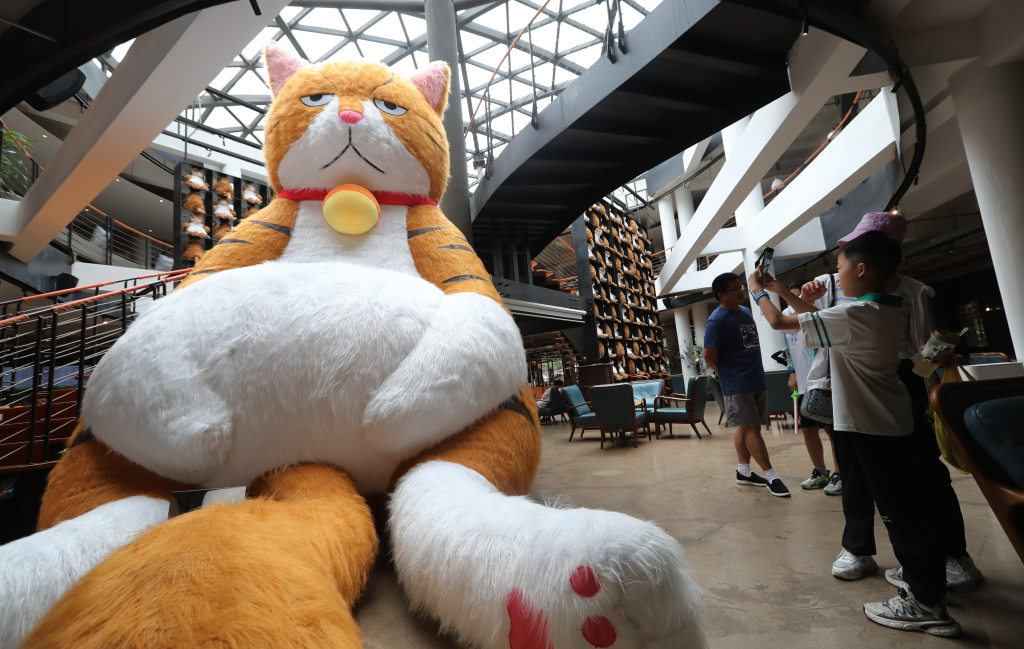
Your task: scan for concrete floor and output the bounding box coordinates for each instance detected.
[354,406,1024,648]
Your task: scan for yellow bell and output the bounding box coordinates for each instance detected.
[322,185,380,235]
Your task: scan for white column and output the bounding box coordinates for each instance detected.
[657,196,677,249]
[950,61,1024,357]
[691,300,710,374]
[673,186,698,273]
[673,307,696,381]
[722,117,787,369]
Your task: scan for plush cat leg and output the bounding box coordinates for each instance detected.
[389,400,705,649]
[0,427,193,649]
[19,463,377,649]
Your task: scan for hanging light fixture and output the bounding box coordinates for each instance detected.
[801,8,809,36]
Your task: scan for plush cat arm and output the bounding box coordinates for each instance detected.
[176,198,299,290]
[360,204,526,458]
[404,204,502,303]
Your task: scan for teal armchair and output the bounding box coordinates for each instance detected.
[653,375,712,439]
[668,374,687,398]
[590,383,651,448]
[765,370,793,429]
[560,385,599,441]
[536,387,567,425]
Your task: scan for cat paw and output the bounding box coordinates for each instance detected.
[504,516,705,649]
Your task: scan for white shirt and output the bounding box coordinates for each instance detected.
[798,294,913,436]
[893,274,934,361]
[783,307,810,394]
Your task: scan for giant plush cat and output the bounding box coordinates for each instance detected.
[0,44,704,649]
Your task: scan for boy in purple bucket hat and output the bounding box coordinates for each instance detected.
[837,212,908,246]
[797,212,981,626]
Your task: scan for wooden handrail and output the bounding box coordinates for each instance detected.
[19,269,189,303]
[0,270,190,326]
[52,273,189,312]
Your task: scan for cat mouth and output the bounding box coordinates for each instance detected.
[320,127,386,174]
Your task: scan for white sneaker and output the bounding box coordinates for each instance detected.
[947,554,983,592]
[863,586,961,636]
[886,555,983,593]
[800,468,830,490]
[832,548,877,581]
[823,471,843,496]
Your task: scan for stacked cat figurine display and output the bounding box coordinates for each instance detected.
[0,43,704,649]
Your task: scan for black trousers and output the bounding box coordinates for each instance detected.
[839,360,967,559]
[832,429,947,605]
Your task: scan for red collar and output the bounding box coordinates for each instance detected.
[276,188,437,207]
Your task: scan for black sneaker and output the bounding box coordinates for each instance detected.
[736,471,768,486]
[766,479,791,497]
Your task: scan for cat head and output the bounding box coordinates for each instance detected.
[262,42,450,201]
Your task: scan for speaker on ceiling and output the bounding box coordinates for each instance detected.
[25,69,86,112]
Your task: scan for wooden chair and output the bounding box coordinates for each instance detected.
[653,375,712,439]
[590,383,650,449]
[931,376,1024,565]
[560,385,599,441]
[537,387,568,425]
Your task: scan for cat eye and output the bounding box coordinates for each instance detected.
[300,94,332,107]
[374,99,408,116]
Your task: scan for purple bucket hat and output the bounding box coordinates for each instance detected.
[838,211,908,246]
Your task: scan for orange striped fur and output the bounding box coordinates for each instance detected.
[23,464,376,649]
[38,423,196,530]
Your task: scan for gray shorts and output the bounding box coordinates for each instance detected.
[724,391,769,427]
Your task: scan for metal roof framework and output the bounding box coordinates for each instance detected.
[98,0,661,192]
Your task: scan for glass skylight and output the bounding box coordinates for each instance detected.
[101,0,662,190]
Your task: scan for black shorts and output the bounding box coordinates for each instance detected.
[795,394,823,430]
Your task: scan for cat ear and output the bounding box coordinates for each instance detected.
[264,41,308,97]
[409,61,450,114]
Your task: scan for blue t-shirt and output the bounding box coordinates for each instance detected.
[704,306,767,396]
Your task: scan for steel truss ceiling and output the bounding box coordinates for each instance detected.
[98,0,660,192]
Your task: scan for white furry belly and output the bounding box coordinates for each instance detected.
[85,262,434,491]
[83,261,527,493]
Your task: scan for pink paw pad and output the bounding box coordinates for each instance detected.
[582,616,617,648]
[507,567,618,649]
[508,589,553,649]
[570,566,601,598]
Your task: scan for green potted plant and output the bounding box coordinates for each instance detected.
[1,126,35,196]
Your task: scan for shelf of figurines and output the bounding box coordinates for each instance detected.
[578,203,667,381]
[176,164,269,267]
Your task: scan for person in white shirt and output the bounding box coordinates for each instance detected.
[781,281,834,491]
[801,214,978,591]
[748,231,960,637]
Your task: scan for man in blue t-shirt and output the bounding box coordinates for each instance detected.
[703,273,790,497]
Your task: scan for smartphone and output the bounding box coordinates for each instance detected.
[755,246,774,270]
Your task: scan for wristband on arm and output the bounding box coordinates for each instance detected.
[752,290,769,303]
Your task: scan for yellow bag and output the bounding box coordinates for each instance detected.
[929,360,972,475]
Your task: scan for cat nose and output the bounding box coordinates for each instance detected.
[339,110,363,124]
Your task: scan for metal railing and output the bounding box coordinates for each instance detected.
[0,118,174,272]
[54,206,174,270]
[0,269,190,473]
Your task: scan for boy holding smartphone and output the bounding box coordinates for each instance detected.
[747,231,958,636]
